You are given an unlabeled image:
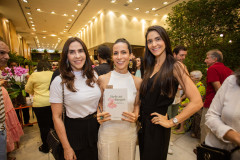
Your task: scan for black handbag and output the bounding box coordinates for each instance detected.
[47,83,65,160]
[197,143,239,160]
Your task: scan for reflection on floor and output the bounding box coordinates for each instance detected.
[9,122,199,160]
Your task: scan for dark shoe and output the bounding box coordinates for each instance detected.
[39,144,49,153]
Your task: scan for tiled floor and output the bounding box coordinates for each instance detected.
[9,109,200,160]
[9,125,199,160]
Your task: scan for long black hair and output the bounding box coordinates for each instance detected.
[60,37,96,92]
[140,25,184,98]
[97,44,113,69]
[136,57,144,78]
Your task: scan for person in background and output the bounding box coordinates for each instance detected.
[25,60,53,153]
[135,57,144,79]
[205,69,240,160]
[200,49,232,143]
[50,37,101,160]
[173,46,187,63]
[93,60,99,67]
[94,45,112,76]
[128,53,137,75]
[172,70,205,136]
[0,40,23,160]
[138,25,203,160]
[97,38,142,160]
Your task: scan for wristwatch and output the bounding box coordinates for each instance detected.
[172,117,178,125]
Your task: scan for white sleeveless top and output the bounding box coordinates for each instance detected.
[100,70,137,131]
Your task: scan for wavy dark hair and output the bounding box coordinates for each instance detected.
[140,25,185,98]
[59,37,96,92]
[37,60,51,71]
[97,44,113,69]
[136,57,144,78]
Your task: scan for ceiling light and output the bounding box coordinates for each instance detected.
[63,14,68,16]
[29,17,33,19]
[145,11,149,13]
[163,2,168,5]
[128,0,133,3]
[36,8,41,12]
[30,21,34,23]
[69,19,72,21]
[32,28,36,30]
[43,37,46,38]
[74,10,78,12]
[135,8,139,10]
[5,19,9,23]
[155,14,159,16]
[51,11,55,14]
[50,34,57,37]
[163,14,168,19]
[220,34,223,37]
[132,17,137,21]
[111,0,116,3]
[63,31,66,32]
[77,3,81,6]
[23,0,28,3]
[72,15,75,17]
[42,31,47,32]
[66,26,69,28]
[27,12,31,15]
[152,8,156,11]
[32,24,35,26]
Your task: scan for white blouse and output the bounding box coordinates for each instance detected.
[49,71,101,118]
[205,75,240,159]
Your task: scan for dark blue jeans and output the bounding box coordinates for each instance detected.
[0,128,7,160]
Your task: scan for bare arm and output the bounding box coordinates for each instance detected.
[122,76,142,123]
[152,62,203,128]
[211,81,221,92]
[51,103,76,160]
[223,130,240,146]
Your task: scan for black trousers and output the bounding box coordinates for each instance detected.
[16,107,30,124]
[33,106,53,147]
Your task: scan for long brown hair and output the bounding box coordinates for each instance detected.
[140,25,185,98]
[60,37,96,92]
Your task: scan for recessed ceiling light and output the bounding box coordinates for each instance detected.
[71,15,75,17]
[29,17,33,19]
[23,0,28,3]
[51,11,55,14]
[50,34,57,37]
[30,21,34,23]
[74,10,78,12]
[69,19,72,21]
[32,24,35,26]
[66,26,69,28]
[155,14,159,16]
[152,8,156,11]
[145,11,149,13]
[77,3,81,6]
[36,8,41,12]
[111,0,116,3]
[32,28,36,30]
[163,2,168,5]
[135,8,140,10]
[43,37,46,38]
[63,14,68,16]
[27,12,31,15]
[128,0,132,3]
[63,31,66,32]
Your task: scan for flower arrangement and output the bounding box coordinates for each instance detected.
[2,66,28,106]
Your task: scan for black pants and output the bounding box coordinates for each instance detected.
[16,107,30,124]
[33,106,53,147]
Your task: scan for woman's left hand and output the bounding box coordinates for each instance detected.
[122,112,138,123]
[151,112,172,128]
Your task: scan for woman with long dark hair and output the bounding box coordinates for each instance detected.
[138,25,203,160]
[135,57,144,78]
[50,37,101,160]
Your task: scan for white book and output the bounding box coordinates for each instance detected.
[103,88,128,120]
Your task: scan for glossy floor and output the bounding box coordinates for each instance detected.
[9,124,199,160]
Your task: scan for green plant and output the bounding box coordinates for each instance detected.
[166,0,240,72]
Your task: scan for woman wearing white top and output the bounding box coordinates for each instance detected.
[97,38,142,160]
[50,37,101,160]
[205,70,240,159]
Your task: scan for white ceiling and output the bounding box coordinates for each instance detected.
[0,0,185,51]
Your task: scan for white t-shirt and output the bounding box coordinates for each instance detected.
[49,71,101,118]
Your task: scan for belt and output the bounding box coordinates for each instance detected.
[70,112,97,120]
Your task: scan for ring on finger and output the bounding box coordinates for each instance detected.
[100,116,104,120]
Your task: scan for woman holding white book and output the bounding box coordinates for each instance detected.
[97,38,142,160]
